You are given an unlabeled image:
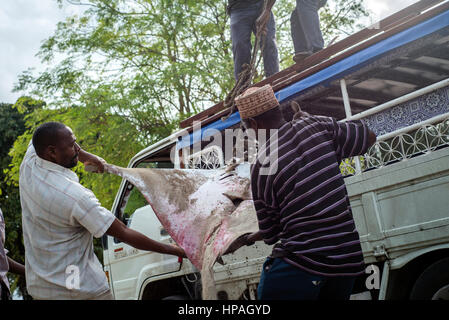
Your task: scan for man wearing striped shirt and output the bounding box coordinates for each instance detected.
[232,84,376,300]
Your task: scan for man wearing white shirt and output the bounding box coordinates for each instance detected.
[19,122,185,300]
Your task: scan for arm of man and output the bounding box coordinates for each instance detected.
[78,147,106,173]
[320,117,377,160]
[7,257,25,276]
[105,218,186,258]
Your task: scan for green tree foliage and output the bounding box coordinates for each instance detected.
[15,0,237,126]
[0,98,42,299]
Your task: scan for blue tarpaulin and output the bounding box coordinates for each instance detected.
[177,111,242,149]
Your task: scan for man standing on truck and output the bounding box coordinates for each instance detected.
[228,0,279,81]
[228,84,376,300]
[257,0,327,63]
[19,122,185,300]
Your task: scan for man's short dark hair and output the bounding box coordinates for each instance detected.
[32,122,67,156]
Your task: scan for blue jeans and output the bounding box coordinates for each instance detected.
[257,257,356,300]
[290,0,327,54]
[230,1,279,80]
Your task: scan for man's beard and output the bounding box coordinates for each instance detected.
[65,153,79,168]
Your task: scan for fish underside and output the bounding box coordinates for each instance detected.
[103,163,259,300]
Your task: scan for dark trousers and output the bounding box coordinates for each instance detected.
[290,0,327,54]
[230,1,279,81]
[257,257,355,300]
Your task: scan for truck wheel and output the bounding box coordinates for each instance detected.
[409,257,449,300]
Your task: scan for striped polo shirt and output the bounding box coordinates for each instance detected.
[250,115,370,277]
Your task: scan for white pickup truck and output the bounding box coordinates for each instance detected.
[101,104,449,300]
[102,0,449,300]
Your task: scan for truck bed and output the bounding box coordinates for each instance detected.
[347,146,449,264]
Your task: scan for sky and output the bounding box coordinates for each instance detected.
[0,0,423,104]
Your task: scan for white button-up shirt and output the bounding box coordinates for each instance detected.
[19,143,115,299]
